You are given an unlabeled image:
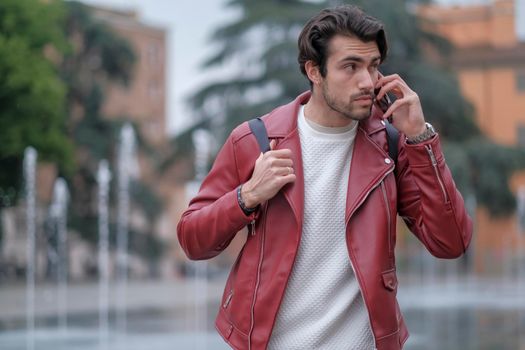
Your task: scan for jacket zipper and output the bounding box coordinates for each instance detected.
[248,205,267,349]
[250,220,256,236]
[346,166,394,350]
[223,289,234,309]
[380,181,393,262]
[425,145,448,203]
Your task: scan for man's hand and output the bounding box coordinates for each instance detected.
[375,73,426,138]
[241,140,296,208]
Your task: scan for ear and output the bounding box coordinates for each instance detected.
[305,60,322,86]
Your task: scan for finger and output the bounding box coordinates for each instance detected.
[269,139,277,150]
[277,173,296,186]
[382,98,406,120]
[375,73,405,88]
[376,80,404,101]
[273,166,294,176]
[269,158,293,168]
[266,148,293,159]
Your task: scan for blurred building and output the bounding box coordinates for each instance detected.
[418,0,525,274]
[91,6,167,148]
[419,0,525,146]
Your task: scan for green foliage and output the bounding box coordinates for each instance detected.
[0,0,67,51]
[189,0,525,216]
[0,0,74,206]
[464,139,525,216]
[443,140,525,216]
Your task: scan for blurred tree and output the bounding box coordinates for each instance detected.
[0,0,74,206]
[188,0,525,216]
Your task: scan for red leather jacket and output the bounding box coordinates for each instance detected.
[177,92,473,350]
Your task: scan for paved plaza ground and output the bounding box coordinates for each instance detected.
[0,275,524,349]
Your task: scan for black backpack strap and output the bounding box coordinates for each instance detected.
[385,121,399,164]
[249,116,398,162]
[248,117,271,153]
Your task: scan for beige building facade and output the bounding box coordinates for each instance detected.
[93,6,168,148]
[419,0,525,146]
[418,0,525,274]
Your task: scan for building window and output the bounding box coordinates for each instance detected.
[147,43,161,67]
[148,80,160,100]
[517,70,525,92]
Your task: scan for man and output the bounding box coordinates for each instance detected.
[177,5,472,350]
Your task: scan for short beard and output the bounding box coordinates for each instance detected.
[322,82,373,121]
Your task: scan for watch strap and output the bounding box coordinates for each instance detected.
[406,122,436,144]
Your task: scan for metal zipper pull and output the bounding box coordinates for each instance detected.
[250,220,256,236]
[425,144,449,203]
[425,144,438,166]
[223,289,234,309]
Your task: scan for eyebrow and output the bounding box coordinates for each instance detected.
[339,55,381,64]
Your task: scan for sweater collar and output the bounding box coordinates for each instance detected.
[263,91,386,138]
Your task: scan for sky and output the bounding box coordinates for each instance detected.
[79,0,486,136]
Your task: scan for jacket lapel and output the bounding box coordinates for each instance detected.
[276,129,304,226]
[345,127,394,223]
[263,92,309,227]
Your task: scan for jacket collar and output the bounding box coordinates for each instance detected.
[263,90,387,138]
[262,91,394,226]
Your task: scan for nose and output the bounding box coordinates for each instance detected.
[357,70,374,91]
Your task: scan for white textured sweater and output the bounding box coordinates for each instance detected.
[267,105,375,350]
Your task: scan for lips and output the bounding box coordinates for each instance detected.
[354,94,373,102]
[354,96,373,103]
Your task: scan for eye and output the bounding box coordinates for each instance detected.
[345,63,356,71]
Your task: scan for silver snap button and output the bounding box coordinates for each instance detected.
[384,158,392,164]
[381,120,386,126]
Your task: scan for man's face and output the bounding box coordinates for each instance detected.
[318,34,381,121]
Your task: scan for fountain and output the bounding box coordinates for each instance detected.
[116,123,138,343]
[48,178,69,336]
[23,147,37,350]
[97,160,111,350]
[188,129,213,350]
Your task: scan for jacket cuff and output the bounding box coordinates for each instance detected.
[403,134,443,167]
[223,187,259,225]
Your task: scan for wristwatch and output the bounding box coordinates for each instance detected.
[406,122,436,144]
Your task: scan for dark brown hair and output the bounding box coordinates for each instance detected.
[298,5,387,84]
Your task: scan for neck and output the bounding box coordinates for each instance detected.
[303,89,357,128]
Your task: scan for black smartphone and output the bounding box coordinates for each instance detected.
[374,87,393,123]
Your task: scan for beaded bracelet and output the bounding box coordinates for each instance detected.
[237,185,257,215]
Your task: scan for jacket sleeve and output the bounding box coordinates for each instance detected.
[177,131,257,260]
[396,134,473,258]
